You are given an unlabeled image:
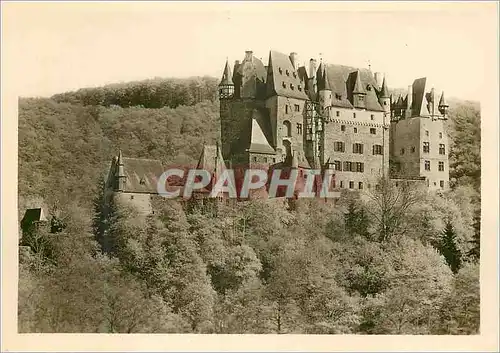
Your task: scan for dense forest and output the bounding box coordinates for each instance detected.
[18,76,481,334]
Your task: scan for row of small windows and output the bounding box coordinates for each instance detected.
[278,67,297,78]
[331,160,365,173]
[337,181,364,189]
[281,81,303,91]
[401,143,445,155]
[424,161,446,172]
[252,156,277,163]
[334,142,384,155]
[425,130,444,139]
[336,111,376,120]
[340,125,377,134]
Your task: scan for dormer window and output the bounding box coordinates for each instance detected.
[366,84,372,91]
[335,93,342,100]
[290,83,295,90]
[140,177,146,185]
[282,82,286,88]
[279,67,283,74]
[298,85,302,91]
[286,70,290,76]
[293,72,297,78]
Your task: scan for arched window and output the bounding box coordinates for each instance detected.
[283,120,292,137]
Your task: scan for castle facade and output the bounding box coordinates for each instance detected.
[104,49,450,215]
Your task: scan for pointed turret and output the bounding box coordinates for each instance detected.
[291,150,299,169]
[318,66,332,117]
[438,91,449,117]
[379,77,389,98]
[378,76,390,113]
[218,59,234,99]
[220,59,232,85]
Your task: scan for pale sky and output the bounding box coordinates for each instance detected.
[2,2,497,101]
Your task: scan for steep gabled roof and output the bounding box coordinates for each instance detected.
[266,50,309,100]
[352,70,366,94]
[411,77,427,117]
[117,156,164,194]
[248,109,275,155]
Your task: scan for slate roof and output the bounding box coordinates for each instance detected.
[320,64,384,111]
[118,156,164,194]
[248,108,275,154]
[266,50,309,100]
[220,60,233,85]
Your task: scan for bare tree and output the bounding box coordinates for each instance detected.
[363,177,426,242]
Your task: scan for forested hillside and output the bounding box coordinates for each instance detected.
[17,77,481,334]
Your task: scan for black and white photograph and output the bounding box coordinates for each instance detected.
[2,1,499,352]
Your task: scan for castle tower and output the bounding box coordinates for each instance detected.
[115,149,126,192]
[307,58,318,101]
[378,76,390,114]
[218,59,234,100]
[438,91,449,118]
[318,66,332,118]
[352,70,366,109]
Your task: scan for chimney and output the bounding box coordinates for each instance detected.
[374,72,384,89]
[244,50,253,62]
[309,58,317,78]
[406,84,413,118]
[289,52,298,70]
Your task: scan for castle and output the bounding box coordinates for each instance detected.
[104,49,450,214]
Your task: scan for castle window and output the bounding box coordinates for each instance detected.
[298,85,302,91]
[286,69,290,76]
[334,160,342,171]
[264,157,268,163]
[424,160,431,171]
[373,144,383,155]
[336,111,340,117]
[253,157,257,162]
[296,123,303,135]
[371,114,375,120]
[130,195,134,200]
[140,177,146,185]
[383,101,387,105]
[355,162,364,172]
[440,180,445,188]
[335,93,342,100]
[411,146,416,153]
[353,112,357,118]
[285,105,289,114]
[366,84,372,91]
[293,72,297,78]
[439,132,443,139]
[439,144,446,155]
[279,67,283,74]
[353,143,364,154]
[354,127,358,133]
[370,128,376,134]
[439,161,444,171]
[400,148,405,155]
[282,82,287,88]
[294,104,300,112]
[358,182,364,189]
[341,125,346,132]
[349,181,354,189]
[272,158,276,163]
[334,142,345,152]
[283,120,292,137]
[344,161,353,172]
[340,181,344,188]
[423,142,430,153]
[425,130,429,137]
[290,83,295,90]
